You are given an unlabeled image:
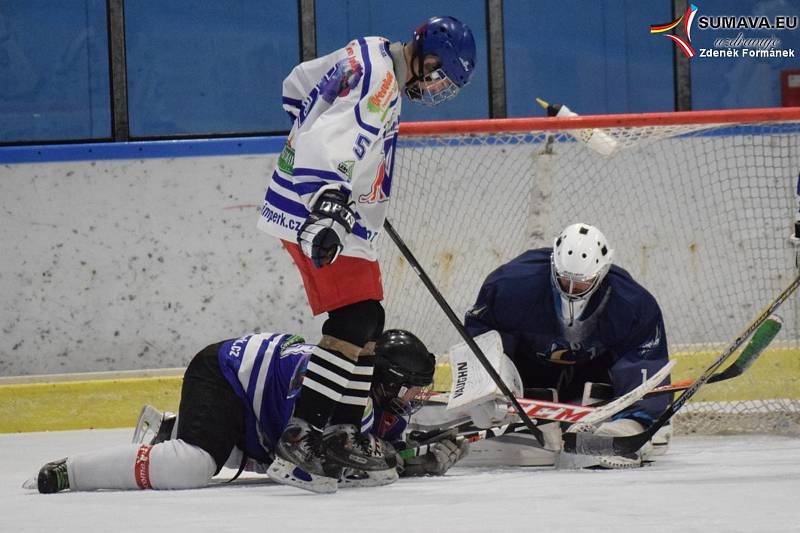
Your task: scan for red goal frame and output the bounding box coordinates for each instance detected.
[400,106,800,136]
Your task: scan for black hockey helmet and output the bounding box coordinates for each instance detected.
[374,329,435,387]
[372,329,436,415]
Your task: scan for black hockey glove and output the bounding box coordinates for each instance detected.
[398,430,469,477]
[297,189,356,268]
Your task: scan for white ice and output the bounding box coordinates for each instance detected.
[1,429,799,533]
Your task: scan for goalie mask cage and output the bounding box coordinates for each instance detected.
[379,107,800,436]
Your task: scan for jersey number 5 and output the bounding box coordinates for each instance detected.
[353,134,372,160]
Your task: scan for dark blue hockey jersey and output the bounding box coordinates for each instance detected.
[464,248,671,424]
[217,333,406,463]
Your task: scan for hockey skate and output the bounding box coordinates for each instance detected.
[37,458,70,494]
[267,417,341,494]
[132,405,176,445]
[323,424,398,475]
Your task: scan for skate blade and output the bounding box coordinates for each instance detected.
[338,468,398,489]
[131,405,162,444]
[267,457,337,494]
[22,476,37,490]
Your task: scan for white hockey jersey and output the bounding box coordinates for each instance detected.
[257,37,402,261]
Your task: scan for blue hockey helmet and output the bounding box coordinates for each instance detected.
[406,16,476,105]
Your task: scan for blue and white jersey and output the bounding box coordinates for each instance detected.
[258,36,402,261]
[464,249,671,424]
[217,332,399,462]
[217,333,309,462]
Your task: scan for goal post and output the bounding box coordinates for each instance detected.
[379,106,800,435]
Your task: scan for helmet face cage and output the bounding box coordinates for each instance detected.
[405,67,460,106]
[550,258,602,300]
[373,380,433,416]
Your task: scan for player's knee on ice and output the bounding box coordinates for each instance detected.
[148,439,217,489]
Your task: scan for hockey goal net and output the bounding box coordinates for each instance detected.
[379,107,800,436]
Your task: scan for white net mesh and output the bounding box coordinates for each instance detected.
[378,116,800,435]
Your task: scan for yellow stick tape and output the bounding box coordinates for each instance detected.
[0,377,182,433]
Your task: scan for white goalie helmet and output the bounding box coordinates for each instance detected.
[551,223,614,302]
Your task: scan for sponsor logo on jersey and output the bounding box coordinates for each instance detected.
[358,161,389,204]
[467,304,486,317]
[320,56,363,104]
[299,47,363,125]
[538,339,600,364]
[367,71,396,117]
[637,324,662,355]
[280,334,306,351]
[287,354,311,399]
[345,44,361,76]
[261,203,303,231]
[337,160,355,181]
[277,140,295,175]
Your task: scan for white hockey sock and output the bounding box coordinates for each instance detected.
[67,439,216,491]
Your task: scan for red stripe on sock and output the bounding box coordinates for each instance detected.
[134,444,153,489]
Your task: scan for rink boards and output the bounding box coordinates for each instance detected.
[2,346,797,433]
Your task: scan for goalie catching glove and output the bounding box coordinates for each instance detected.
[398,429,469,477]
[298,188,356,268]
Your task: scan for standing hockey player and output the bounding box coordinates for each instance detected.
[464,223,672,468]
[256,17,476,488]
[34,329,468,494]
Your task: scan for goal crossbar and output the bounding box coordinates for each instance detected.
[400,107,800,136]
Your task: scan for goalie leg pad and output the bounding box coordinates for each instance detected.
[561,418,648,470]
[647,423,673,458]
[459,422,562,467]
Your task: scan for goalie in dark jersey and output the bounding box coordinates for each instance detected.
[464,223,672,468]
[33,330,468,495]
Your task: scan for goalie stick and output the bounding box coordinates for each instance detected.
[643,315,782,398]
[404,314,783,459]
[383,219,545,445]
[563,272,800,457]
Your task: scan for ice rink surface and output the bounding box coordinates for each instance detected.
[1,429,799,533]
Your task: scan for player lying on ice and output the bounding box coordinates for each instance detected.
[32,329,469,494]
[459,223,673,469]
